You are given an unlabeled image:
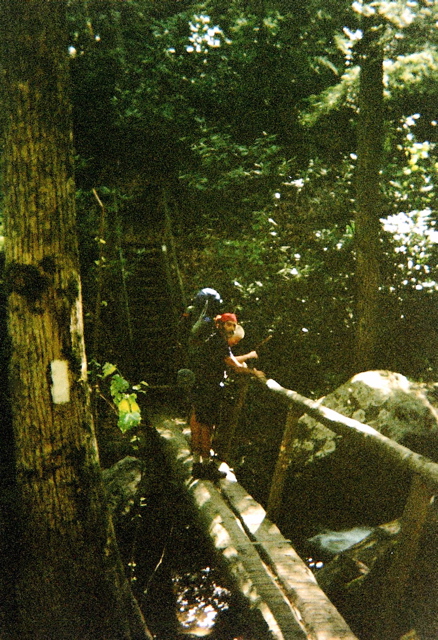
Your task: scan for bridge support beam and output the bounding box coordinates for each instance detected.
[154,416,359,640]
[378,474,434,640]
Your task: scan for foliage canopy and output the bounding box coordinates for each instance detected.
[63,0,438,391]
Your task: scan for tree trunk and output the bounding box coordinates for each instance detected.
[354,20,384,372]
[0,2,151,638]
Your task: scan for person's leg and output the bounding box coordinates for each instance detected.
[189,409,203,463]
[190,408,225,480]
[190,409,205,477]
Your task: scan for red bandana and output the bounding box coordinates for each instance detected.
[217,313,238,324]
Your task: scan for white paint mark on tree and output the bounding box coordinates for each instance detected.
[50,359,70,404]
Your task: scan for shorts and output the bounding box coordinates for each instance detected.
[192,385,222,427]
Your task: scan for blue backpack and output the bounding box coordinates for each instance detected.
[190,288,223,343]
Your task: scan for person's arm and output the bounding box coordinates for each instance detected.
[224,354,266,380]
[234,350,258,364]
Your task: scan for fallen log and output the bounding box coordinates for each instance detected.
[154,416,359,640]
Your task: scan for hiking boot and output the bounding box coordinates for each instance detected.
[204,461,227,482]
[191,462,204,479]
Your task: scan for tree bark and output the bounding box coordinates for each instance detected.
[354,20,384,372]
[0,2,151,638]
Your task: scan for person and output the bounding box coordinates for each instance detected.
[210,323,260,462]
[227,324,258,365]
[177,288,223,415]
[190,313,265,481]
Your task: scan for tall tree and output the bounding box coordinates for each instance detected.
[354,16,384,371]
[0,1,151,638]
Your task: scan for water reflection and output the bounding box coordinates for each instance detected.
[173,567,231,636]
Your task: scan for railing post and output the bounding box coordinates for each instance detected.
[266,405,304,523]
[377,473,434,640]
[214,378,250,464]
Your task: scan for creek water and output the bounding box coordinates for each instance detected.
[116,423,271,640]
[124,484,270,640]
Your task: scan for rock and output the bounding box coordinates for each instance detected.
[102,456,144,519]
[308,526,374,557]
[311,521,402,638]
[313,512,438,640]
[293,371,438,467]
[313,520,401,592]
[283,371,438,529]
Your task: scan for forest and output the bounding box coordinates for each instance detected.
[65,0,438,394]
[0,0,437,638]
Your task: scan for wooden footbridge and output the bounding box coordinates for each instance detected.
[92,195,438,639]
[154,414,359,640]
[152,377,438,640]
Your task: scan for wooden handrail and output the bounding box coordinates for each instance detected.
[264,378,438,639]
[265,378,438,491]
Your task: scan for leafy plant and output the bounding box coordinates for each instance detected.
[96,362,148,433]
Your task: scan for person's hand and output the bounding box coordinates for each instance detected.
[252,368,267,382]
[248,350,258,360]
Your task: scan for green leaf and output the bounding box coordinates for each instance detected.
[110,374,130,400]
[102,362,117,378]
[118,411,142,433]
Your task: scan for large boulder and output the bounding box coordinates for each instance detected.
[292,370,438,466]
[282,371,438,537]
[102,456,144,520]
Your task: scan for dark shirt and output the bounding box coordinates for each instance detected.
[190,330,231,426]
[191,330,231,394]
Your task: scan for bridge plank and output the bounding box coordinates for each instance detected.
[154,417,359,640]
[221,481,359,640]
[156,418,307,639]
[192,480,308,639]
